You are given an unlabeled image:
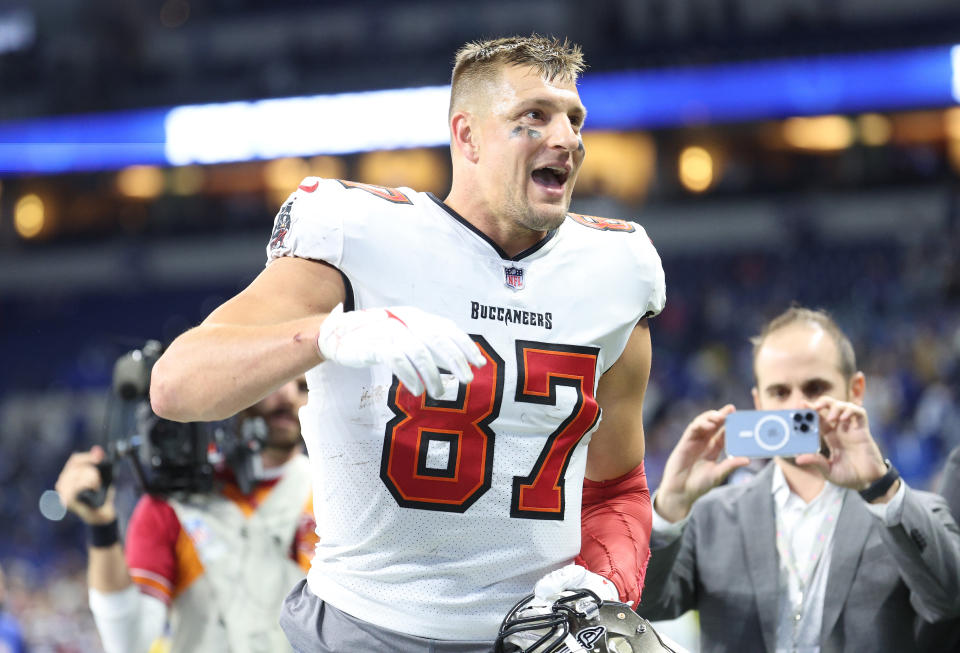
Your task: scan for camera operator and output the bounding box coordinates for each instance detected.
[55,373,314,653]
[638,306,960,653]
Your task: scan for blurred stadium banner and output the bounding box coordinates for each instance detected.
[2,43,959,175]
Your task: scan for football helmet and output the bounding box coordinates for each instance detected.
[494,589,677,653]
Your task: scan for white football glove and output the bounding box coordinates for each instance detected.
[317,303,486,399]
[534,563,620,603]
[502,565,621,652]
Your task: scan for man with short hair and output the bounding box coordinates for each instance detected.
[56,378,315,653]
[149,35,666,651]
[639,306,960,652]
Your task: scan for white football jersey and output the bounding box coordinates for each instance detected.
[265,177,666,640]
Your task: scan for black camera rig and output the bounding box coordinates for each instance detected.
[79,340,267,506]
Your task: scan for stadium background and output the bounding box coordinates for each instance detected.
[2,1,960,650]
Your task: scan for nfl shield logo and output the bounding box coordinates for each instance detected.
[504,266,524,291]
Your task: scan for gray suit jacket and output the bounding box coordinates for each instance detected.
[638,462,960,653]
[922,447,960,651]
[939,446,960,523]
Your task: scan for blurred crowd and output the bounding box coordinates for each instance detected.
[1,556,102,652]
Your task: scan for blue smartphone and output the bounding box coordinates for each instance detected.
[724,409,820,458]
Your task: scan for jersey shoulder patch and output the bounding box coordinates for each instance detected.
[266,177,423,267]
[266,176,348,265]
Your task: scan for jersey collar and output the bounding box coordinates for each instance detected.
[426,193,559,262]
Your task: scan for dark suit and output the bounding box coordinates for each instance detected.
[639,462,960,653]
[940,446,960,523]
[921,446,960,652]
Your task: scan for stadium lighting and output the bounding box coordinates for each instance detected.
[1,43,959,175]
[952,45,960,104]
[857,113,893,146]
[355,149,448,193]
[14,193,45,239]
[169,165,205,196]
[782,116,854,151]
[943,107,960,176]
[678,146,715,193]
[264,157,311,205]
[116,165,166,199]
[308,156,347,181]
[163,87,452,166]
[264,157,311,193]
[576,131,656,202]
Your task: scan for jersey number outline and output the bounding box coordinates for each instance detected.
[337,179,412,204]
[380,337,600,520]
[511,341,601,519]
[568,212,636,233]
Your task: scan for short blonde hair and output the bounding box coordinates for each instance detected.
[449,35,585,117]
[751,306,857,380]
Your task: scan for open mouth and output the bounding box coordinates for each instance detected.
[531,166,569,189]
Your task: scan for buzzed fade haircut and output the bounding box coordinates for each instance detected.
[449,34,586,117]
[751,305,858,381]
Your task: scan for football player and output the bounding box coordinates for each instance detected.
[151,35,666,652]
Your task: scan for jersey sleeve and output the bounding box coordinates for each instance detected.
[630,225,666,319]
[265,176,346,268]
[575,462,652,605]
[125,495,181,605]
[568,212,666,321]
[88,584,167,653]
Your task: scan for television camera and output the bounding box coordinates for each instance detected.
[78,340,268,507]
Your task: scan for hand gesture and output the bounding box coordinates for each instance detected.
[794,396,887,490]
[317,303,486,399]
[54,446,117,525]
[656,405,750,523]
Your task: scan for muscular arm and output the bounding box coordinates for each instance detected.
[586,319,651,481]
[576,321,653,604]
[151,257,345,421]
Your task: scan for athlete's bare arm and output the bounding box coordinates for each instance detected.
[585,319,651,481]
[151,257,345,422]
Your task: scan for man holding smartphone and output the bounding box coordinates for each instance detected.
[639,306,960,653]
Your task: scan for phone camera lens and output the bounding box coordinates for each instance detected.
[799,423,809,433]
[804,412,814,422]
[793,413,803,422]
